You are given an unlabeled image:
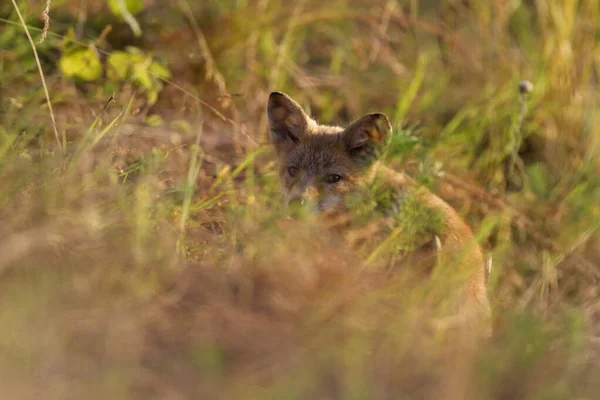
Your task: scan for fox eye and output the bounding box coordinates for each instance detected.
[325,174,342,184]
[287,167,299,177]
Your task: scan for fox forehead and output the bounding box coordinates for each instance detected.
[283,131,356,175]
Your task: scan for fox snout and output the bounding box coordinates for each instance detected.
[285,185,344,213]
[285,183,319,209]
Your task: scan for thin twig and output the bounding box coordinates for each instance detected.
[178,0,229,97]
[102,93,116,111]
[365,0,396,67]
[10,0,62,150]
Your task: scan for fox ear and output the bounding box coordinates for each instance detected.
[343,113,392,164]
[267,92,310,145]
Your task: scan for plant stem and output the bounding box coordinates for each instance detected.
[11,0,62,150]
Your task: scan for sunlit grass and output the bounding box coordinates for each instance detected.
[0,0,599,398]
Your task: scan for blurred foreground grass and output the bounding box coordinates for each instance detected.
[1,0,600,399]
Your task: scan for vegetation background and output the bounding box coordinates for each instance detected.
[1,0,600,398]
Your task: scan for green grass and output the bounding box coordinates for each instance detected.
[1,0,600,399]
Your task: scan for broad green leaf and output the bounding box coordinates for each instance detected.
[59,48,102,81]
[107,51,135,80]
[149,60,170,79]
[106,47,170,105]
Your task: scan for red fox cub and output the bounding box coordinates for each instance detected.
[267,91,491,334]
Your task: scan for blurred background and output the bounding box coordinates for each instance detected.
[1,0,600,399]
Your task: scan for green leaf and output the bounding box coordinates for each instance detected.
[108,0,144,36]
[59,48,102,81]
[106,47,171,105]
[106,51,131,81]
[107,0,144,17]
[149,60,170,79]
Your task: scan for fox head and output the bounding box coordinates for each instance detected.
[267,92,392,212]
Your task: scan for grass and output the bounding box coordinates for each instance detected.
[9,0,61,148]
[1,0,600,399]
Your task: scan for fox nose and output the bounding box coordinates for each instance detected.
[287,184,318,210]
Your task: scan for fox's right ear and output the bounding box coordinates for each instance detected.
[267,92,310,146]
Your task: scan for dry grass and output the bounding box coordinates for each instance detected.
[1,0,600,399]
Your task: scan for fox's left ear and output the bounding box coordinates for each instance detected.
[342,113,392,164]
